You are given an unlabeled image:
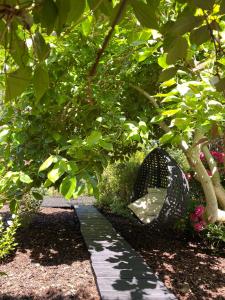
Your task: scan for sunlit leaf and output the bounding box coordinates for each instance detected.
[39,155,56,172]
[60,176,76,200]
[19,173,33,184]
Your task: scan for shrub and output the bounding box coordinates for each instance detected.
[19,188,44,226]
[204,223,225,248]
[0,214,20,260]
[97,152,145,216]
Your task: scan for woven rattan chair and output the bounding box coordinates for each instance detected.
[132,148,190,230]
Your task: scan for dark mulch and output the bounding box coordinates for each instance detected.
[101,210,225,300]
[0,207,100,300]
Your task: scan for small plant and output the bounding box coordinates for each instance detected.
[204,223,225,249]
[0,214,20,260]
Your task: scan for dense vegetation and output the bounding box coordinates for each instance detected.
[0,0,225,257]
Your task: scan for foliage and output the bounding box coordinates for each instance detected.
[166,147,190,172]
[0,0,224,226]
[19,188,44,226]
[0,214,20,260]
[97,152,145,216]
[205,223,225,248]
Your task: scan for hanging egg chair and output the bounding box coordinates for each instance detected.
[128,148,190,230]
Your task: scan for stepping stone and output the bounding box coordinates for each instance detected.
[75,205,176,300]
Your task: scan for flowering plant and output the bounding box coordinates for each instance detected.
[190,205,206,232]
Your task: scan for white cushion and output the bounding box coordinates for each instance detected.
[128,188,167,224]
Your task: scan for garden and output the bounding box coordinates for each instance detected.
[0,0,225,299]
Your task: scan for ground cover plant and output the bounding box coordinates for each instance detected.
[0,0,224,292]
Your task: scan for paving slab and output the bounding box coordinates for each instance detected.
[75,205,176,300]
[41,196,95,207]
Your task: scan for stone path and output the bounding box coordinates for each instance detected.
[41,196,95,207]
[75,205,176,300]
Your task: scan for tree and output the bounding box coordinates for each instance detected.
[0,0,224,225]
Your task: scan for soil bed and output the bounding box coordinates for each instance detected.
[0,207,100,300]
[102,210,225,300]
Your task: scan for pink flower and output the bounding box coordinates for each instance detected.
[190,213,198,222]
[194,205,205,218]
[211,151,225,164]
[194,222,205,232]
[200,152,205,160]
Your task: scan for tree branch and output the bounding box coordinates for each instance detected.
[89,0,127,77]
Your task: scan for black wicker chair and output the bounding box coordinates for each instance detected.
[132,148,190,230]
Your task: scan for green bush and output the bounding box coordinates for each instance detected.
[97,152,145,216]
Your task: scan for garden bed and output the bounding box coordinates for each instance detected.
[0,207,100,300]
[102,210,225,300]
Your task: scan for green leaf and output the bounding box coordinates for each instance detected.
[0,272,7,276]
[33,65,49,101]
[40,0,58,34]
[159,67,177,82]
[169,16,203,36]
[47,160,66,183]
[9,199,18,213]
[39,155,56,172]
[33,32,50,62]
[190,25,211,45]
[10,32,29,66]
[82,17,92,36]
[99,140,113,151]
[60,176,76,200]
[151,115,164,123]
[5,67,32,101]
[170,118,188,130]
[162,109,181,117]
[55,0,70,33]
[32,191,43,200]
[67,0,85,24]
[19,173,33,184]
[158,54,168,69]
[160,79,176,88]
[166,37,188,65]
[193,0,215,10]
[130,0,158,29]
[66,161,79,175]
[86,131,102,146]
[159,131,174,144]
[44,178,52,188]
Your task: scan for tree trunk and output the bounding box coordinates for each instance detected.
[186,146,219,223]
[201,144,225,210]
